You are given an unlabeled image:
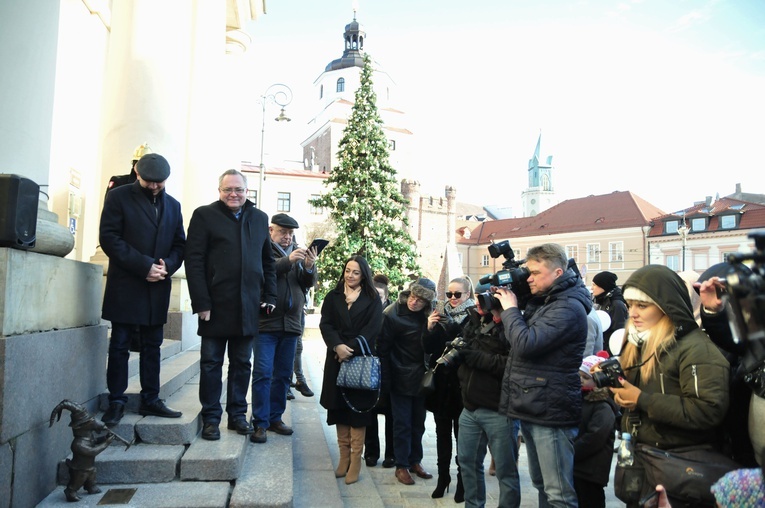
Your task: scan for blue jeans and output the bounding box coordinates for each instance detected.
[521,421,579,508]
[107,322,163,405]
[389,392,427,468]
[458,408,521,508]
[199,336,253,424]
[293,332,306,384]
[251,331,298,428]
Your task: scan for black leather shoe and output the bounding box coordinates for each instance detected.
[268,421,294,435]
[202,423,220,441]
[382,457,396,468]
[139,399,182,418]
[250,427,267,443]
[294,382,314,397]
[227,419,254,435]
[286,389,295,401]
[101,402,125,426]
[365,456,378,467]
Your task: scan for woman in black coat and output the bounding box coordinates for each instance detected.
[319,255,383,485]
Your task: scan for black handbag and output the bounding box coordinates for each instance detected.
[419,365,438,397]
[636,443,741,508]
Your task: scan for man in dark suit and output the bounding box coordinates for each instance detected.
[185,169,277,441]
[99,152,186,426]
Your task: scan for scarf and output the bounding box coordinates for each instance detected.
[445,298,475,325]
[344,283,361,308]
[626,324,651,348]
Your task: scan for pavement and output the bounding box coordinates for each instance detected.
[298,314,623,507]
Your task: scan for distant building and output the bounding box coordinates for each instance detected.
[521,133,558,217]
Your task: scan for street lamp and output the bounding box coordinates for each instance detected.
[677,219,689,271]
[257,83,293,208]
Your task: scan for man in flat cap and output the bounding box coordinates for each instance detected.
[185,169,277,441]
[99,152,186,426]
[248,213,319,443]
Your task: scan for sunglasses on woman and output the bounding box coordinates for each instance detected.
[445,292,463,299]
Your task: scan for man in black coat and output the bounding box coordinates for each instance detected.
[185,169,277,441]
[99,153,186,426]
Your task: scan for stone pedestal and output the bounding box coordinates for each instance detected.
[0,248,106,508]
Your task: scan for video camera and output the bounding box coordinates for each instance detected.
[723,230,765,394]
[475,240,532,311]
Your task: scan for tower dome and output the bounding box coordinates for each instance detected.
[325,13,366,72]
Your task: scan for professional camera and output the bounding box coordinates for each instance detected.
[435,337,469,368]
[723,230,765,395]
[475,240,532,312]
[592,358,626,388]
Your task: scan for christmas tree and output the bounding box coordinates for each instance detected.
[310,53,419,302]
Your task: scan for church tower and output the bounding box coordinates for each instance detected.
[300,9,412,175]
[521,133,556,217]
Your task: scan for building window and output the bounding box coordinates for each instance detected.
[665,220,679,234]
[247,189,257,206]
[481,255,489,267]
[277,192,291,212]
[513,249,521,260]
[586,243,601,264]
[720,215,736,229]
[389,139,396,151]
[309,194,323,215]
[721,251,737,263]
[666,255,679,271]
[336,78,345,93]
[319,84,323,99]
[566,245,578,262]
[609,241,624,263]
[691,217,706,232]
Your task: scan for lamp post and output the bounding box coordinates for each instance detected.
[677,220,689,271]
[257,83,293,208]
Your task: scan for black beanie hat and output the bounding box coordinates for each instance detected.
[136,153,170,182]
[592,271,618,292]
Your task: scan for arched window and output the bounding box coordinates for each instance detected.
[337,78,345,93]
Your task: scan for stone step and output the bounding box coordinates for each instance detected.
[37,481,232,507]
[181,420,249,481]
[58,443,185,485]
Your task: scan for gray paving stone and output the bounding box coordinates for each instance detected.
[135,383,202,445]
[181,426,248,481]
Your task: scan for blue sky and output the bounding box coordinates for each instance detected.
[237,0,765,214]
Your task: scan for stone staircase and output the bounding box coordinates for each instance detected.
[35,320,388,508]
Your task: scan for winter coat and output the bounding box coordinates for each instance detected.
[574,388,618,487]
[593,286,628,346]
[378,291,431,397]
[184,199,277,338]
[620,264,729,450]
[498,268,592,427]
[100,182,185,326]
[457,309,510,413]
[319,288,383,412]
[258,241,317,335]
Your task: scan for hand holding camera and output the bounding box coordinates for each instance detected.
[435,337,469,368]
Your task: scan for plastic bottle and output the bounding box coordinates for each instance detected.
[616,432,634,467]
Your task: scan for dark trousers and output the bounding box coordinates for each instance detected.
[434,411,459,475]
[365,395,394,461]
[107,322,163,405]
[574,477,605,508]
[390,392,427,469]
[199,336,253,424]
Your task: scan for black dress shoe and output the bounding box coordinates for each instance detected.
[227,419,254,435]
[365,456,378,467]
[286,389,295,400]
[382,457,396,468]
[139,399,182,418]
[267,421,294,435]
[202,423,220,441]
[294,382,314,397]
[250,427,267,443]
[101,402,125,426]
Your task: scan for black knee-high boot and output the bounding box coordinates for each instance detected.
[432,413,452,498]
[454,455,465,503]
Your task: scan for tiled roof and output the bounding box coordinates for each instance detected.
[649,197,765,236]
[459,191,664,245]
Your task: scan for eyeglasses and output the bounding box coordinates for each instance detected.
[220,187,246,195]
[445,292,463,299]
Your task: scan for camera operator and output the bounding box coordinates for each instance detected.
[696,262,762,468]
[494,243,592,507]
[453,298,521,508]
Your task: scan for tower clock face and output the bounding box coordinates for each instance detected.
[531,199,536,204]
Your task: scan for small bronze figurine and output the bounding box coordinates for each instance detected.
[49,399,132,502]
